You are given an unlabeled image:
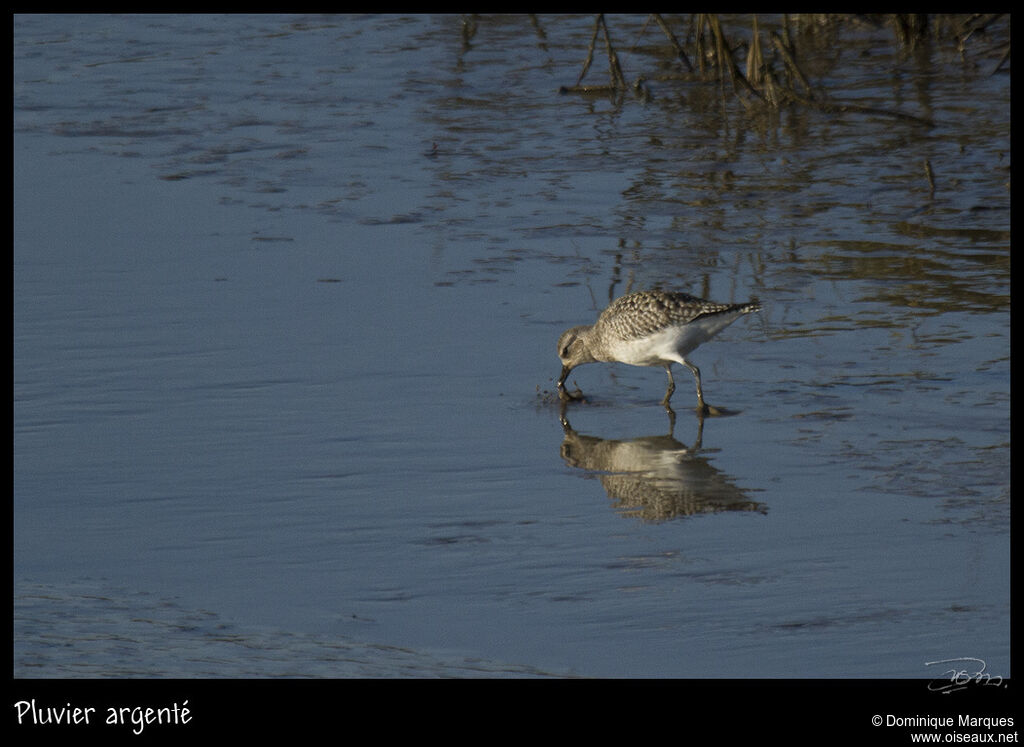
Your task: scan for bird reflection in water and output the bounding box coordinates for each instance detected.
[559,403,766,521]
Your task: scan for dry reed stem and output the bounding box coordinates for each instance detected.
[599,15,627,89]
[561,13,976,125]
[573,15,601,87]
[653,13,694,73]
[770,31,817,99]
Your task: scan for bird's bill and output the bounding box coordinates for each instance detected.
[556,365,572,389]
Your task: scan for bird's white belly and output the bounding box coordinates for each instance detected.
[593,309,748,367]
[601,326,696,367]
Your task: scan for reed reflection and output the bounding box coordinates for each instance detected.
[559,404,766,521]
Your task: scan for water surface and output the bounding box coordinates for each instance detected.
[14,13,1010,678]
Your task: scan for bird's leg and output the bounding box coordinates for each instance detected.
[682,360,709,415]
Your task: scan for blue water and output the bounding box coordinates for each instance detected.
[14,14,1010,678]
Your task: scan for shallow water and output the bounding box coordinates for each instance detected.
[14,14,1009,678]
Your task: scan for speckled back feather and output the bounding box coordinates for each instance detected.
[596,291,760,342]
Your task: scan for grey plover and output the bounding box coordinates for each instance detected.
[556,290,761,413]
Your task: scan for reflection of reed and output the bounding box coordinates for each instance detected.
[559,406,766,521]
